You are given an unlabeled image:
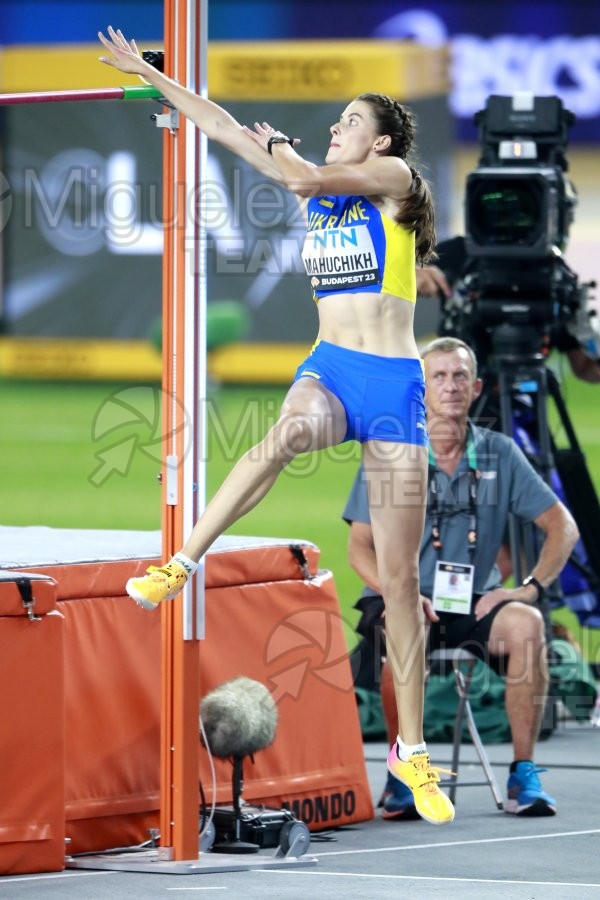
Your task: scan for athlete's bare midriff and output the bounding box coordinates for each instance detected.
[316,290,419,358]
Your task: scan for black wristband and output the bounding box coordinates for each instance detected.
[267,134,293,154]
[522,575,545,601]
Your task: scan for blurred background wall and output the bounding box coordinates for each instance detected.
[0,41,450,350]
[1,0,598,380]
[3,0,599,141]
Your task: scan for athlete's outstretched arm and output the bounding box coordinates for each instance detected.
[244,120,412,199]
[98,27,287,181]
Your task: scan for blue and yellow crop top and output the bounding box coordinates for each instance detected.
[301,195,416,303]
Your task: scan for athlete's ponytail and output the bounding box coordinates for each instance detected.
[400,165,437,265]
[357,93,437,264]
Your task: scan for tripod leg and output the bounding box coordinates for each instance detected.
[546,369,582,451]
[546,370,600,603]
[497,370,526,582]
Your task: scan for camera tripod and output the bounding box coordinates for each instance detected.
[470,346,600,622]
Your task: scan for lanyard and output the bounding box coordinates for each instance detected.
[428,427,479,557]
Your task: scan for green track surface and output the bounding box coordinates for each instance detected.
[1,367,599,661]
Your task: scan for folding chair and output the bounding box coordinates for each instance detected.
[428,648,504,809]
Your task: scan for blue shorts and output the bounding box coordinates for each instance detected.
[293,341,428,445]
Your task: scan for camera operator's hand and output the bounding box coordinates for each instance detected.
[416,265,451,298]
[566,347,600,384]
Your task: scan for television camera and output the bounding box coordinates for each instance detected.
[440,94,598,362]
[439,95,600,633]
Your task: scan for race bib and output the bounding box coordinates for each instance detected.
[302,223,380,291]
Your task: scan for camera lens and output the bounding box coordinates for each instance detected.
[473,178,541,246]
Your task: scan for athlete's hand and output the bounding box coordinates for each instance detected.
[242,121,301,152]
[98,26,149,78]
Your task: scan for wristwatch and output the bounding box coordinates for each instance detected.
[521,575,545,601]
[267,133,294,154]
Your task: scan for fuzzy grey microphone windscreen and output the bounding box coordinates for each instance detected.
[200,676,278,759]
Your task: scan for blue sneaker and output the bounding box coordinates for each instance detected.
[379,772,419,821]
[504,762,557,817]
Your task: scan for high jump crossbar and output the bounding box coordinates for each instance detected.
[0,85,162,105]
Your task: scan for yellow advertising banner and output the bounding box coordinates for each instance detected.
[0,41,448,101]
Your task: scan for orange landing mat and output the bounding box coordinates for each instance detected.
[1,529,373,862]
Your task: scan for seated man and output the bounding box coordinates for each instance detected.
[343,337,579,819]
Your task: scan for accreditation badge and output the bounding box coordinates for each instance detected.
[432,562,474,615]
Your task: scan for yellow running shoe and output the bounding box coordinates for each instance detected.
[126,561,190,610]
[387,746,455,825]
